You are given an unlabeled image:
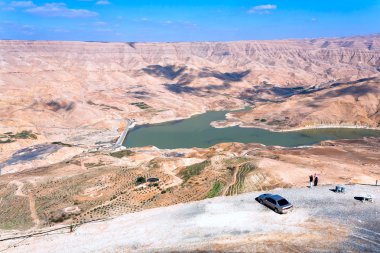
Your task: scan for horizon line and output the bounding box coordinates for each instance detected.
[1,33,379,44]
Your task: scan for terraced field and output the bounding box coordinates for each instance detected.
[226,162,256,196]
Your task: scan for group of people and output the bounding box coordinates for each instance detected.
[309,173,319,188]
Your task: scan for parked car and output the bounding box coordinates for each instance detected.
[256,194,293,214]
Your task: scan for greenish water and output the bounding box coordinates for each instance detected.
[123,110,380,149]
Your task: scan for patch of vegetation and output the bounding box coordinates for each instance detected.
[0,130,38,144]
[260,119,267,122]
[206,181,225,198]
[87,100,123,111]
[0,186,34,230]
[226,162,256,196]
[48,210,71,223]
[179,160,211,183]
[0,138,14,144]
[52,141,73,147]
[147,158,160,169]
[136,176,146,185]
[109,149,134,158]
[12,130,37,139]
[130,102,151,110]
[223,157,251,166]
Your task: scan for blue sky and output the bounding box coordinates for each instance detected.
[0,0,379,42]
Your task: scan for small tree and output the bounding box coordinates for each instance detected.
[136,176,146,185]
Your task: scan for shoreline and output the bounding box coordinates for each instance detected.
[211,113,380,132]
[235,122,380,132]
[210,118,380,132]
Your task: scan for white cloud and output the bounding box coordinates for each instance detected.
[26,3,98,18]
[2,6,15,11]
[10,1,35,8]
[94,21,107,26]
[21,24,35,35]
[52,28,69,33]
[95,28,112,32]
[248,4,277,14]
[96,0,110,5]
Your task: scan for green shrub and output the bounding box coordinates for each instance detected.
[11,130,37,139]
[136,176,146,185]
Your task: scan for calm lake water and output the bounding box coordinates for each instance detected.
[124,110,380,148]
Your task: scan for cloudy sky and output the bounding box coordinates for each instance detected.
[0,0,379,42]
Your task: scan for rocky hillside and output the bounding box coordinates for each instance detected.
[225,77,380,130]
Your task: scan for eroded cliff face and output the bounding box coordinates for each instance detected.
[1,36,380,84]
[0,35,380,151]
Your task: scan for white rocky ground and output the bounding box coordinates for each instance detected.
[1,185,379,252]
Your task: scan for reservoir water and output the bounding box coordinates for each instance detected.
[123,110,380,149]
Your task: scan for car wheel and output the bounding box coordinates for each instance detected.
[259,199,263,204]
[274,208,280,214]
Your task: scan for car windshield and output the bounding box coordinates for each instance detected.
[278,199,289,206]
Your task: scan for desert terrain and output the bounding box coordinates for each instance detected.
[0,35,380,252]
[0,138,379,231]
[1,35,380,151]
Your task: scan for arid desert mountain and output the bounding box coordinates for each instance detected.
[217,77,380,130]
[1,35,380,252]
[1,35,380,150]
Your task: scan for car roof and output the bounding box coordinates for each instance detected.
[271,195,286,200]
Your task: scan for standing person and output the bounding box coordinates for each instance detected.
[309,175,313,188]
[314,174,319,187]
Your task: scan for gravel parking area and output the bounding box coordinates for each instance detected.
[1,185,379,252]
[270,184,380,252]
